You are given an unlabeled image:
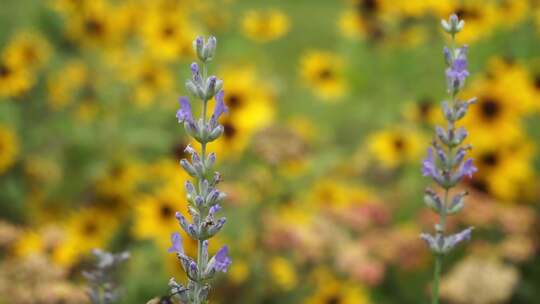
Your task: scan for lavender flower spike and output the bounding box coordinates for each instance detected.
[421,14,476,304]
[168,36,230,304]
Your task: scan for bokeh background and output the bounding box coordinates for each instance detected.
[1,0,540,303]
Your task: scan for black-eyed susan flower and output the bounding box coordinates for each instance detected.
[368,126,423,169]
[65,0,126,48]
[133,186,190,249]
[140,8,194,62]
[0,59,34,98]
[205,67,275,157]
[3,31,51,71]
[403,97,443,125]
[485,57,537,115]
[47,60,87,110]
[122,56,174,107]
[241,9,290,43]
[471,138,535,202]
[338,0,387,41]
[462,78,522,147]
[300,50,347,101]
[495,0,529,28]
[0,125,19,174]
[55,207,118,267]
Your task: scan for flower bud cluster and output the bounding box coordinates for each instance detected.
[82,249,130,304]
[169,36,231,304]
[420,14,476,255]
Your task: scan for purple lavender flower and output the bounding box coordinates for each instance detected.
[423,14,476,304]
[168,232,184,254]
[191,63,201,81]
[176,97,193,124]
[209,204,221,216]
[446,46,470,92]
[443,227,473,252]
[422,148,438,178]
[458,158,477,178]
[212,246,232,273]
[210,90,228,126]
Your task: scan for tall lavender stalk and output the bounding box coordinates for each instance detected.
[420,14,477,304]
[168,36,231,304]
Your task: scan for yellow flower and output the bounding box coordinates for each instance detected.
[132,185,189,250]
[305,268,371,304]
[367,126,423,169]
[403,97,443,126]
[47,60,87,110]
[66,0,126,48]
[484,57,537,115]
[0,125,19,174]
[229,259,250,285]
[471,138,535,202]
[300,51,347,101]
[140,8,195,61]
[269,256,297,291]
[0,59,34,98]
[241,9,290,43]
[206,67,275,157]
[3,31,51,70]
[13,225,64,261]
[122,57,174,107]
[462,78,523,147]
[95,160,143,202]
[55,207,118,266]
[495,0,529,28]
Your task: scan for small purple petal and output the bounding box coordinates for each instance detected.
[213,246,232,273]
[459,158,477,178]
[210,90,228,125]
[422,148,437,178]
[168,232,184,254]
[176,97,193,124]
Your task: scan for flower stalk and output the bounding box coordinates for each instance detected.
[421,14,477,304]
[168,36,231,304]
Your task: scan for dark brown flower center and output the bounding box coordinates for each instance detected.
[326,295,342,304]
[318,68,333,80]
[481,152,499,167]
[356,0,378,14]
[0,64,11,78]
[83,222,98,235]
[162,26,175,38]
[533,74,540,90]
[227,93,244,108]
[85,19,105,36]
[223,122,237,139]
[455,7,480,20]
[480,98,501,121]
[393,137,405,151]
[160,204,173,219]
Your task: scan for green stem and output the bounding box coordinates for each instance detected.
[194,61,209,304]
[432,255,442,304]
